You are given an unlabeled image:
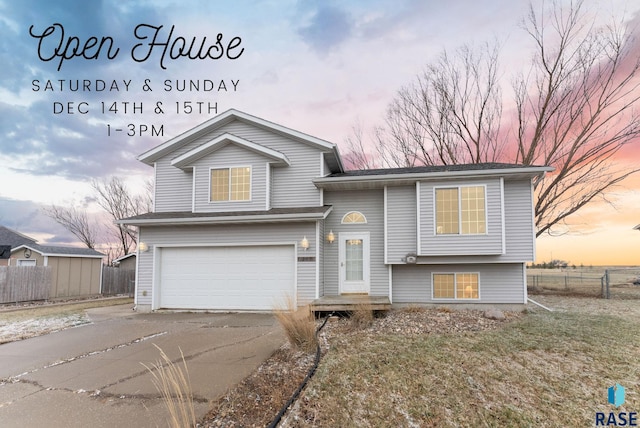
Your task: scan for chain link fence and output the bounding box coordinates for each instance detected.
[603,267,640,300]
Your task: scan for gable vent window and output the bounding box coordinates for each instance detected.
[342,211,367,224]
[435,186,486,235]
[211,167,251,202]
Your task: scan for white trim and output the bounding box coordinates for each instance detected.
[315,221,320,299]
[530,179,537,261]
[313,166,555,187]
[338,232,370,294]
[383,186,388,264]
[500,177,506,255]
[432,184,488,236]
[135,231,141,307]
[320,188,324,206]
[119,209,333,226]
[43,255,48,267]
[170,132,290,169]
[152,242,298,311]
[522,262,528,304]
[416,182,421,253]
[208,165,253,203]
[319,152,324,176]
[11,244,104,259]
[431,272,481,301]
[140,109,336,165]
[265,163,271,210]
[153,162,157,212]
[192,166,197,212]
[341,211,367,224]
[388,265,393,303]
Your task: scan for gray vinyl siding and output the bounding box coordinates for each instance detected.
[192,144,268,212]
[136,222,317,308]
[154,159,193,212]
[419,178,503,256]
[204,121,323,208]
[386,185,417,263]
[322,189,387,297]
[503,179,535,261]
[392,263,525,304]
[318,219,324,298]
[153,118,325,213]
[415,178,535,264]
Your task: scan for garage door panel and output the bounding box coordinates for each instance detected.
[158,245,295,310]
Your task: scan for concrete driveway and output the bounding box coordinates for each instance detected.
[0,304,284,428]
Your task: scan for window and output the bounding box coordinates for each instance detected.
[342,211,367,224]
[433,273,479,299]
[210,167,251,202]
[435,186,486,234]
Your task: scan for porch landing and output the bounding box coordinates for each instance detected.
[310,295,391,312]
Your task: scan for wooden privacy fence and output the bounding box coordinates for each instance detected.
[101,267,135,296]
[0,266,52,304]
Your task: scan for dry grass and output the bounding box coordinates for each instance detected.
[274,298,317,353]
[0,297,133,323]
[349,304,375,330]
[290,304,640,427]
[142,344,196,428]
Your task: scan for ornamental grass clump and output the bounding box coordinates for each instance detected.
[274,297,317,354]
[142,344,196,428]
[349,303,375,330]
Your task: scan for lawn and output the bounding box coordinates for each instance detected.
[0,297,133,343]
[286,297,640,427]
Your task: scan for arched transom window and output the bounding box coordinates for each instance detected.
[342,211,367,224]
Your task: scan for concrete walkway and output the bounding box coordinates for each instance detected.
[0,304,284,427]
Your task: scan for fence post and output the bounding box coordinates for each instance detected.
[605,269,610,299]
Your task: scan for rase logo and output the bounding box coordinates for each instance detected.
[596,384,637,426]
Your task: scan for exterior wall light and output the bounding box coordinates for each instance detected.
[300,236,309,251]
[326,230,335,244]
[138,242,149,252]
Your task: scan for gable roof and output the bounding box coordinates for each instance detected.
[138,109,344,172]
[171,133,290,170]
[12,244,104,258]
[113,253,136,263]
[0,226,38,248]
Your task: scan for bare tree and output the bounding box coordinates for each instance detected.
[515,1,640,235]
[370,42,507,168]
[43,204,98,249]
[92,177,152,257]
[354,0,640,236]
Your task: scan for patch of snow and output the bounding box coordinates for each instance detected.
[0,313,91,343]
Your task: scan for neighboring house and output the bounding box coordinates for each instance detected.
[113,253,137,271]
[119,109,552,312]
[0,226,38,266]
[0,226,104,298]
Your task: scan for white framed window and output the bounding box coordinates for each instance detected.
[432,273,479,300]
[342,211,367,224]
[17,259,36,267]
[435,185,486,235]
[210,167,251,202]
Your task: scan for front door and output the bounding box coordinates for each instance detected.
[339,232,370,294]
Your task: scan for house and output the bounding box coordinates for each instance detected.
[0,226,104,298]
[119,109,552,312]
[0,225,38,266]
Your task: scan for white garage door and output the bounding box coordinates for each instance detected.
[158,245,295,310]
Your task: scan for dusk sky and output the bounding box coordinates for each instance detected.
[1,0,639,266]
